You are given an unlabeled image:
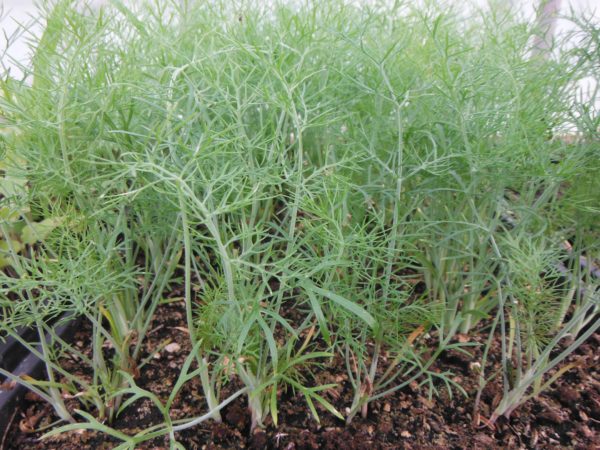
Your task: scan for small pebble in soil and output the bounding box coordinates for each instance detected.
[164,342,181,353]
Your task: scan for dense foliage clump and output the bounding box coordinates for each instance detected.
[0,0,598,446]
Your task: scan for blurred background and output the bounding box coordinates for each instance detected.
[1,0,598,100]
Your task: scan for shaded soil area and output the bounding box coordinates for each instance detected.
[3,300,599,449]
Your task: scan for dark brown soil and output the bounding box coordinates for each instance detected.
[3,301,599,450]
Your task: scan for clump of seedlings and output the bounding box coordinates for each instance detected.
[0,0,598,447]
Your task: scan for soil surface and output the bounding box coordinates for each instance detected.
[3,300,599,449]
